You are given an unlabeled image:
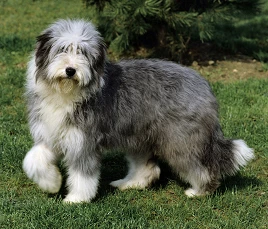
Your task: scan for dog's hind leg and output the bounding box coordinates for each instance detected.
[23,144,62,193]
[110,153,160,190]
[166,156,220,197]
[181,167,220,197]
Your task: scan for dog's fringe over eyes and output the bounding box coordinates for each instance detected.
[23,19,254,203]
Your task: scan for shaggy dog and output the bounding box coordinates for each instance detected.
[23,19,254,203]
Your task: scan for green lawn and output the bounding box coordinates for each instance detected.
[0,1,267,228]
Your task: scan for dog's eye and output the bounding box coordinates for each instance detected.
[76,48,82,54]
[59,47,67,53]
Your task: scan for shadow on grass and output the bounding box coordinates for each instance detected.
[49,152,261,201]
[217,173,262,195]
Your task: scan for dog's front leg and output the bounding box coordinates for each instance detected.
[23,144,62,193]
[63,150,101,203]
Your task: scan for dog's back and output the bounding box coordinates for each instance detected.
[95,59,218,146]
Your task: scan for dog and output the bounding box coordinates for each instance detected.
[23,19,254,203]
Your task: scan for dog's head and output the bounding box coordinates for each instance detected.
[34,19,106,93]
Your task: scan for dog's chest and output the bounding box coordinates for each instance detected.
[39,96,74,137]
[36,97,86,154]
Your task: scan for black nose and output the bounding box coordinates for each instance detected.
[66,67,76,77]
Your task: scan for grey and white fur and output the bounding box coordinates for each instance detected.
[23,19,254,203]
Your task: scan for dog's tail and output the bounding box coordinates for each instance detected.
[216,138,254,176]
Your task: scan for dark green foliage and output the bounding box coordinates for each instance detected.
[84,0,261,61]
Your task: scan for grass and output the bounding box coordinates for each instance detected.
[1,0,268,228]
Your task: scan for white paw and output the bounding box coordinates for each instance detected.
[23,145,62,193]
[111,163,160,190]
[185,188,198,197]
[110,179,127,189]
[64,170,99,203]
[36,165,62,193]
[185,188,208,197]
[110,178,147,190]
[63,194,91,204]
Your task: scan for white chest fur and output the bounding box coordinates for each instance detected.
[33,86,85,155]
[39,94,73,135]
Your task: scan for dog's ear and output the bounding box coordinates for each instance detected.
[91,38,107,77]
[35,31,53,70]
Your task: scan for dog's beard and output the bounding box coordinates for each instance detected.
[58,78,76,93]
[49,78,79,94]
